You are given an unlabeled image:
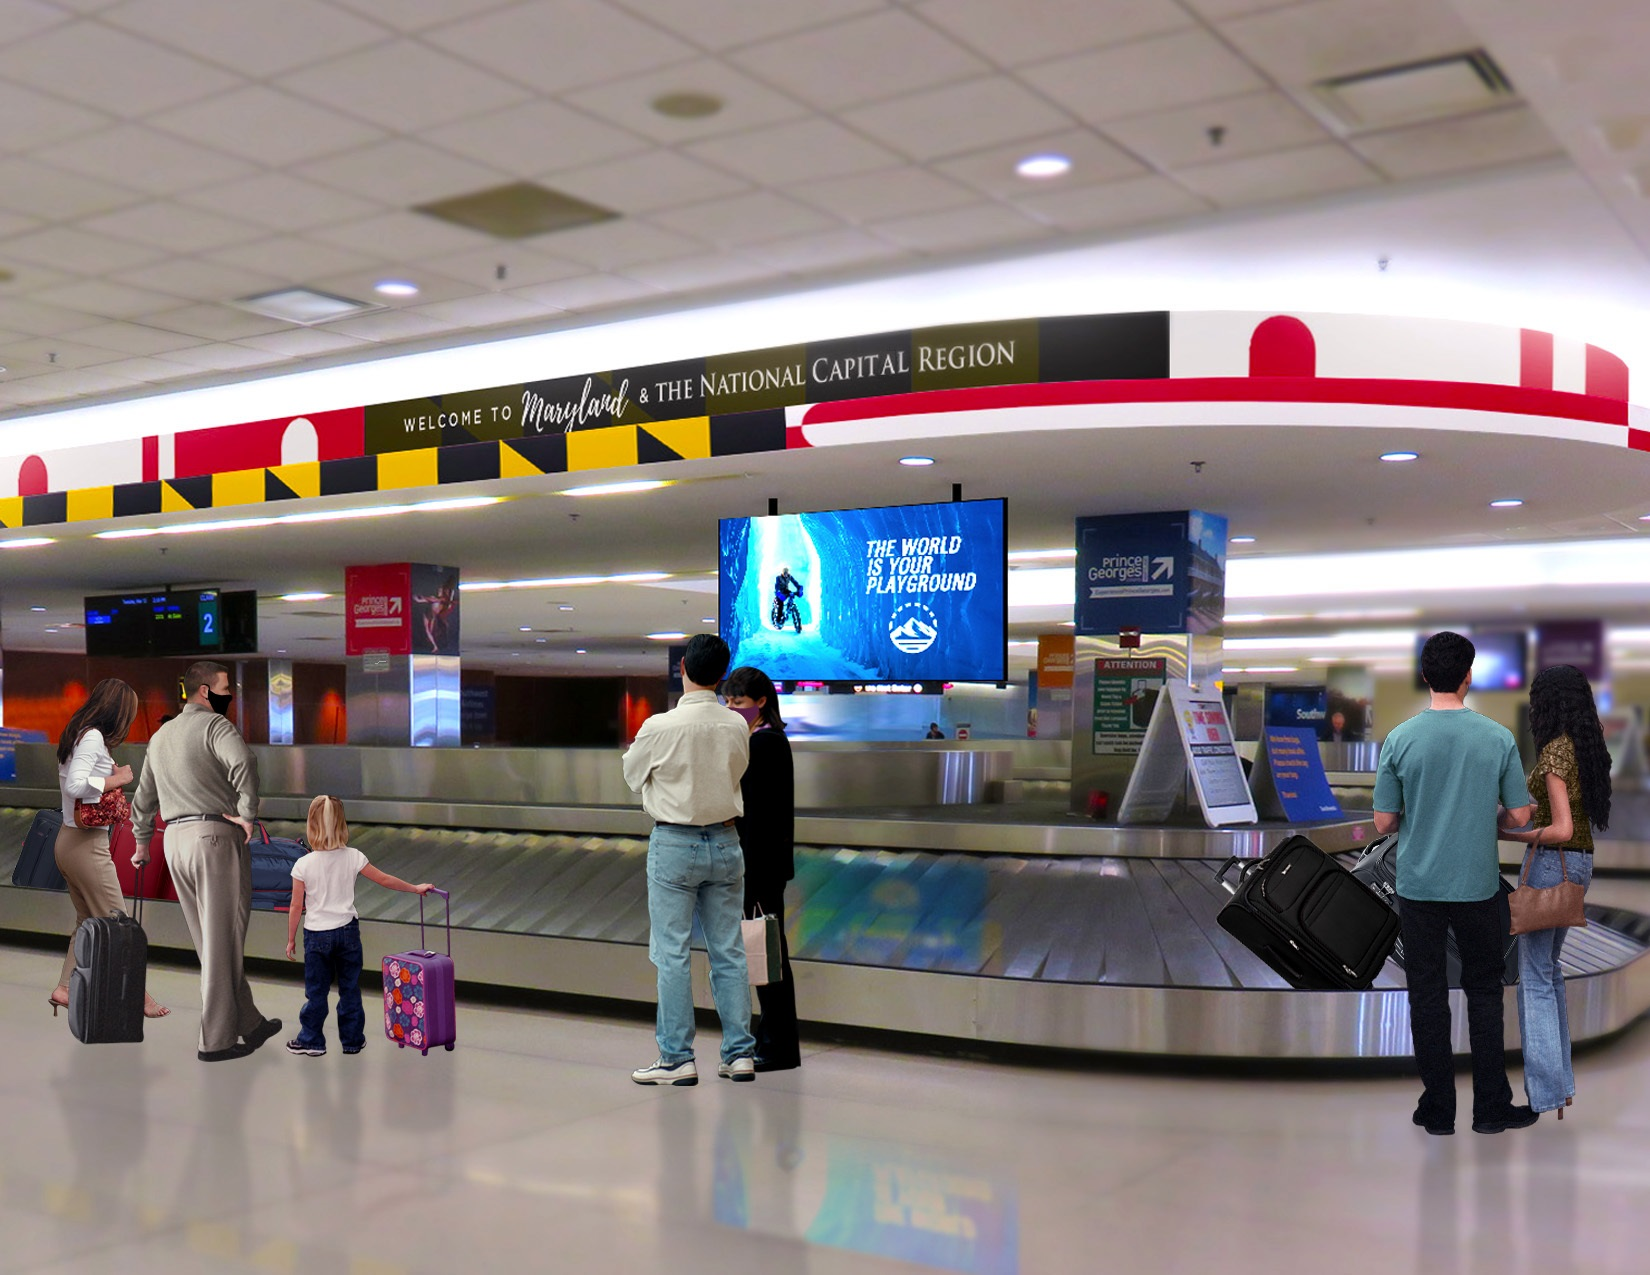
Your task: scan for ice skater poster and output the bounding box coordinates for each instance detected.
[410,563,461,656]
[719,499,1006,683]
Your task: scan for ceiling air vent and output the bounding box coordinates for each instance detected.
[233,287,380,325]
[1315,50,1516,131]
[414,182,618,240]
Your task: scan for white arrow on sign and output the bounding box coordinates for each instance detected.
[1150,556,1174,580]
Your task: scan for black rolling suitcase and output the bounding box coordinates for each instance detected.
[1349,835,1518,986]
[12,808,67,890]
[68,895,148,1045]
[1216,835,1400,990]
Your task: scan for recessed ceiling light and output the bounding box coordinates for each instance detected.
[519,626,532,632]
[576,648,587,654]
[1230,535,1256,544]
[415,181,616,239]
[234,286,379,325]
[558,605,574,611]
[1379,451,1419,462]
[281,591,332,602]
[899,456,935,467]
[536,638,547,643]
[701,617,716,623]
[44,627,58,633]
[1016,153,1072,179]
[1489,498,1524,508]
[646,631,688,641]
[0,537,55,549]
[652,91,723,118]
[30,606,46,612]
[561,479,674,496]
[374,279,419,297]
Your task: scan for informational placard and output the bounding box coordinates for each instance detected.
[1250,726,1343,822]
[1117,681,1256,828]
[1090,657,1167,755]
[1536,619,1606,682]
[345,563,411,656]
[0,727,45,784]
[1075,510,1227,636]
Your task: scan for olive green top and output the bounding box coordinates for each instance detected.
[1528,734,1593,853]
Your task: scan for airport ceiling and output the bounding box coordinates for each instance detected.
[4,0,1641,417]
[2,423,1647,671]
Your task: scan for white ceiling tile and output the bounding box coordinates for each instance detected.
[917,0,1192,67]
[0,80,109,153]
[91,355,204,382]
[183,173,383,232]
[62,321,210,356]
[424,246,585,291]
[426,100,650,178]
[651,191,836,247]
[0,296,114,336]
[547,150,749,214]
[1218,0,1480,86]
[609,0,883,50]
[104,0,390,76]
[0,259,77,295]
[622,253,782,293]
[843,76,1074,163]
[325,309,455,342]
[1013,173,1212,231]
[331,0,512,32]
[407,292,553,327]
[203,236,383,282]
[152,341,287,371]
[44,124,257,196]
[1104,91,1331,169]
[791,167,978,224]
[294,139,508,207]
[0,226,161,274]
[0,209,38,238]
[0,158,142,220]
[1350,107,1561,181]
[279,39,528,132]
[1180,0,1301,17]
[0,0,70,47]
[530,219,702,270]
[7,365,144,396]
[0,23,238,115]
[145,304,290,340]
[872,202,1055,253]
[0,336,128,368]
[304,268,477,308]
[1023,29,1268,124]
[509,272,658,312]
[110,258,283,304]
[28,279,180,319]
[730,10,988,111]
[935,129,1146,197]
[233,327,371,357]
[563,58,810,145]
[686,118,900,185]
[1174,141,1382,206]
[0,378,64,405]
[751,227,905,272]
[311,211,495,259]
[425,1,694,95]
[80,202,265,253]
[151,87,385,169]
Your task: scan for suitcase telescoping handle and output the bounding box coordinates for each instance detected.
[419,887,451,956]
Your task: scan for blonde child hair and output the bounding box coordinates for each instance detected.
[306,795,349,851]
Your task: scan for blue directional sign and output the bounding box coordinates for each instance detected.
[1075,510,1227,635]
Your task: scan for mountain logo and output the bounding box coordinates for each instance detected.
[888,602,938,654]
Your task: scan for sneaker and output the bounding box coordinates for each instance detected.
[632,1058,697,1086]
[1472,1105,1540,1134]
[244,1018,282,1052]
[285,1039,325,1057]
[717,1057,756,1083]
[342,1045,364,1055]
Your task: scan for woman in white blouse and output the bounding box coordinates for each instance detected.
[52,678,168,1018]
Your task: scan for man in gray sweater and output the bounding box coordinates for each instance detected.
[130,661,280,1061]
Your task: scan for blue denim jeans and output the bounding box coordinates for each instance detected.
[1516,848,1594,1113]
[296,919,365,1051]
[647,823,755,1066]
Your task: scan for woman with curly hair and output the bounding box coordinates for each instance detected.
[1499,664,1612,1118]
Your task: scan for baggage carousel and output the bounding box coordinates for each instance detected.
[5,801,1649,1062]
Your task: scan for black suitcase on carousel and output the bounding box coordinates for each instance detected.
[12,808,67,891]
[1216,835,1400,991]
[67,907,148,1044]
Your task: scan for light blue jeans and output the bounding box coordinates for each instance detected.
[647,823,755,1066]
[1516,848,1594,1113]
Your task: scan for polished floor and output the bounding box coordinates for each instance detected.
[5,944,1650,1274]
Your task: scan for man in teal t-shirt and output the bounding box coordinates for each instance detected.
[1373,631,1534,1136]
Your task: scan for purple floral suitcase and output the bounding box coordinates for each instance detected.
[383,888,456,1055]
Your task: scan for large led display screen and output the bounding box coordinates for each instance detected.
[720,499,1006,684]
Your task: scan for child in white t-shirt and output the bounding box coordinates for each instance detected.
[284,795,432,1057]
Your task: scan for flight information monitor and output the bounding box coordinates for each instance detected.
[84,589,258,658]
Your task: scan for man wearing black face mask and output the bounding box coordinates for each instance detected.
[131,661,277,1061]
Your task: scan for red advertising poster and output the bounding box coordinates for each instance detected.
[345,563,412,656]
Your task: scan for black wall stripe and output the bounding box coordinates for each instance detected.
[438,441,501,485]
[23,491,68,526]
[112,482,162,518]
[319,456,377,496]
[1038,312,1170,383]
[167,475,213,509]
[507,434,568,474]
[710,409,786,457]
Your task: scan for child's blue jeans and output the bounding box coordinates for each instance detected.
[296,919,365,1051]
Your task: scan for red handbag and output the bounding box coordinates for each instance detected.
[74,786,129,829]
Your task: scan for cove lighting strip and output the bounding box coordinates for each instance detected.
[94,495,503,539]
[462,572,672,592]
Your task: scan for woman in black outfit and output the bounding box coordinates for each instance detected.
[723,666,799,1071]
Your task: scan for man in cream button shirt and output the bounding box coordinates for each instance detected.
[623,633,755,1086]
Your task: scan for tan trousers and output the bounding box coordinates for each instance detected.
[168,821,264,1053]
[54,824,123,990]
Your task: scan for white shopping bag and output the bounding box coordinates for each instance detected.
[742,910,781,986]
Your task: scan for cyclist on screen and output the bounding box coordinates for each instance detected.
[771,565,803,633]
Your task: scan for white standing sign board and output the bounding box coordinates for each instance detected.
[1117,681,1258,828]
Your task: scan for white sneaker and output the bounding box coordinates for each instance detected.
[717,1057,755,1082]
[632,1057,698,1086]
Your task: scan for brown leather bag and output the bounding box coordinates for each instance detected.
[1507,831,1588,936]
